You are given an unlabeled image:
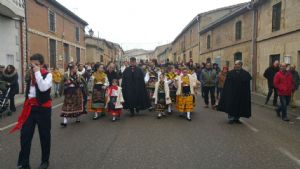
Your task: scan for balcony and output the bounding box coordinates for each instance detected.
[0,0,25,18]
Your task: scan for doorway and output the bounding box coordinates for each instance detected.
[269,54,280,66]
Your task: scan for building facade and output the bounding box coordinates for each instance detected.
[122,49,153,63]
[85,36,124,66]
[26,0,88,70]
[199,4,253,72]
[168,0,300,104]
[0,0,25,92]
[256,0,300,103]
[171,3,246,64]
[152,44,171,64]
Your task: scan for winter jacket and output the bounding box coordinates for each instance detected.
[52,70,62,83]
[273,71,294,96]
[264,66,279,87]
[290,70,300,91]
[200,68,217,87]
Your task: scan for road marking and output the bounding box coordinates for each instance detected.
[296,117,300,120]
[0,103,63,132]
[0,122,17,132]
[279,148,300,166]
[240,119,259,133]
[52,103,63,109]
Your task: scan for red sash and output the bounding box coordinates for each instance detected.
[10,98,52,133]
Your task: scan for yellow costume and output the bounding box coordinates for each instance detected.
[176,75,194,113]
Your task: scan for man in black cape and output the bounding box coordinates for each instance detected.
[218,60,252,124]
[122,57,150,116]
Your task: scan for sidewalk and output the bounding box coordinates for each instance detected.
[15,94,25,107]
[251,92,300,117]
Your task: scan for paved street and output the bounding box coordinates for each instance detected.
[1,95,300,169]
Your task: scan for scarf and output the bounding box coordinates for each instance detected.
[10,98,52,133]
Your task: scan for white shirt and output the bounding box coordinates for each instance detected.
[28,71,53,98]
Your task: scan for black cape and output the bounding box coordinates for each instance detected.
[218,69,252,118]
[122,66,150,110]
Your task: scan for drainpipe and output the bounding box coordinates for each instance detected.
[250,1,258,91]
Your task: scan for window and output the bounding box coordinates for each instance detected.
[269,54,280,66]
[272,2,282,32]
[76,47,80,63]
[207,35,211,49]
[48,10,56,32]
[76,27,80,42]
[49,39,56,68]
[234,52,243,61]
[235,21,242,40]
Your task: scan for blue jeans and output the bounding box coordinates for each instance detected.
[53,83,60,95]
[277,96,291,118]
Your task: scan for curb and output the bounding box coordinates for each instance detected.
[251,100,300,118]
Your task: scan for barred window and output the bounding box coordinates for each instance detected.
[272,2,282,32]
[76,27,80,42]
[207,35,211,49]
[49,10,56,32]
[235,21,242,40]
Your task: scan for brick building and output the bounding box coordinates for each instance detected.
[26,0,88,70]
[85,35,124,65]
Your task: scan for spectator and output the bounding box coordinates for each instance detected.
[2,65,19,113]
[289,65,300,108]
[217,67,228,103]
[51,67,62,97]
[274,63,294,121]
[200,62,218,109]
[264,60,280,106]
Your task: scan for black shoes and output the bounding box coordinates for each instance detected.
[228,120,235,124]
[228,119,242,124]
[38,161,49,169]
[18,166,31,169]
[282,117,290,122]
[60,122,67,127]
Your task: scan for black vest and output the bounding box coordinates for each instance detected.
[25,72,51,105]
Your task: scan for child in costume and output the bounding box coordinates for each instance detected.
[106,79,124,122]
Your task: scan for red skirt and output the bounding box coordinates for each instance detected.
[108,109,122,117]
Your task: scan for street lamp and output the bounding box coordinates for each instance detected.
[88,29,94,37]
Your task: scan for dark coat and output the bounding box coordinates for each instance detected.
[106,70,119,86]
[218,69,252,118]
[122,66,150,110]
[263,66,279,88]
[2,70,19,98]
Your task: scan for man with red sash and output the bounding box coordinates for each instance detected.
[12,54,52,169]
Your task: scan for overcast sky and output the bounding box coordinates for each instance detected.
[57,0,249,51]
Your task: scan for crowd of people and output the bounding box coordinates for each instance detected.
[2,52,299,169]
[264,61,300,121]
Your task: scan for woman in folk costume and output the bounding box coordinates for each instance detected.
[60,63,88,127]
[89,64,109,120]
[176,68,197,121]
[153,73,172,119]
[165,65,177,114]
[144,59,160,110]
[105,79,124,122]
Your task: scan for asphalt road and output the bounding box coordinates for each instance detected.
[1,95,300,169]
